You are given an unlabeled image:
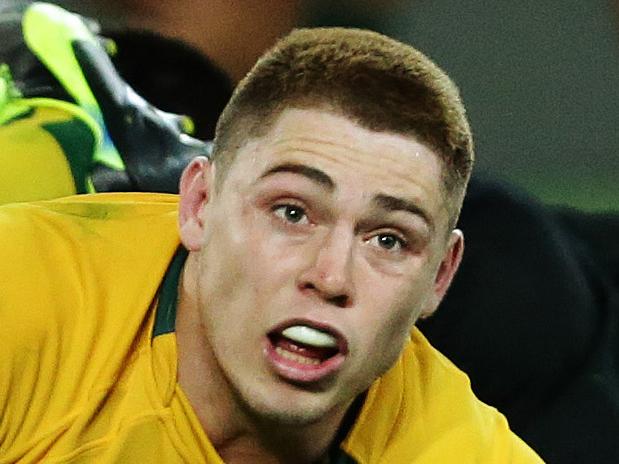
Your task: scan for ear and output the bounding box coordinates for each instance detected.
[178,156,214,251]
[419,229,464,319]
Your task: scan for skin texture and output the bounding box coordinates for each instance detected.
[176,107,463,463]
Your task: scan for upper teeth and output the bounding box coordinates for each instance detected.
[282,325,338,348]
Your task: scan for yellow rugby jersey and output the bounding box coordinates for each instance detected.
[0,193,542,463]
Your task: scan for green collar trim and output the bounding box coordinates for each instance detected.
[153,246,188,337]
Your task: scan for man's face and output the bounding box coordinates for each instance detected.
[179,107,462,425]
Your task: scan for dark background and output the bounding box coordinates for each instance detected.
[44,0,619,210]
[308,0,619,212]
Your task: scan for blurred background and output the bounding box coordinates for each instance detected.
[47,0,619,211]
[312,0,619,212]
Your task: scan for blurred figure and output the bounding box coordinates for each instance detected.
[61,0,303,82]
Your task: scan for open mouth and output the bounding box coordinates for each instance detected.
[266,321,348,382]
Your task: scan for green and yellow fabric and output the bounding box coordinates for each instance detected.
[0,2,208,205]
[0,67,98,202]
[0,2,123,204]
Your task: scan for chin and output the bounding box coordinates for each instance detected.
[235,380,345,427]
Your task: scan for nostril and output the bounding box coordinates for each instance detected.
[301,282,317,291]
[329,294,349,308]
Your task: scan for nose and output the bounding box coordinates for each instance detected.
[297,226,355,308]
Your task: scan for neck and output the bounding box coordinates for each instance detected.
[214,420,339,464]
[175,253,347,463]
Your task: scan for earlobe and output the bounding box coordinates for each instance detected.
[420,229,464,319]
[178,156,213,251]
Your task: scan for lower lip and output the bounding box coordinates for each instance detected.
[264,339,347,384]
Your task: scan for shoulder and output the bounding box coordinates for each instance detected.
[0,192,180,316]
[343,329,543,463]
[0,192,180,346]
[405,329,544,462]
[0,193,180,455]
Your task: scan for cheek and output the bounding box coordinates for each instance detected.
[198,206,299,317]
[197,211,259,314]
[244,210,314,281]
[351,303,416,388]
[360,274,434,359]
[378,298,418,350]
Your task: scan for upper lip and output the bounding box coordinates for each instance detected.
[268,318,349,355]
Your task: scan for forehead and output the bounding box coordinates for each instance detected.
[225,108,450,228]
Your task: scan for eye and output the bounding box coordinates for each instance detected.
[369,233,407,252]
[272,204,309,225]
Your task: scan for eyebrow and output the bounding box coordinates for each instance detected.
[372,194,433,231]
[258,163,433,229]
[258,162,335,191]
